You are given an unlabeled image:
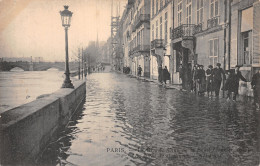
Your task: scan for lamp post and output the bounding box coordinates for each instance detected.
[60,6,74,88]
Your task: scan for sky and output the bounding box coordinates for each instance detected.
[0,0,127,62]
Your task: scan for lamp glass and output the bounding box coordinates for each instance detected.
[60,6,73,28]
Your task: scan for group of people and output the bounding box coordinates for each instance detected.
[125,63,260,107]
[92,66,105,72]
[190,62,260,107]
[137,65,171,84]
[191,63,226,97]
[158,65,170,84]
[123,66,131,74]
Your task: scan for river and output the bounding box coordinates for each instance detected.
[0,69,77,113]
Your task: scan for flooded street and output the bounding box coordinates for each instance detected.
[40,73,260,166]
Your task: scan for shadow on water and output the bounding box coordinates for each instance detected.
[37,98,86,166]
[38,73,260,166]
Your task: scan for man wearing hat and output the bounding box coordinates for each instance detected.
[251,68,260,108]
[206,65,213,96]
[212,63,226,97]
[226,65,247,101]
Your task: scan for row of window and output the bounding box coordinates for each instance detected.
[203,34,250,67]
[128,28,146,51]
[152,0,169,17]
[151,12,169,43]
[177,0,218,26]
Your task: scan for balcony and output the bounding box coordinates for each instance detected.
[207,16,220,29]
[194,23,203,34]
[132,24,136,32]
[134,14,150,29]
[172,24,195,40]
[133,45,150,52]
[151,39,164,49]
[129,49,134,56]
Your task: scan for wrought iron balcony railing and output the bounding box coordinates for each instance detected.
[133,45,150,52]
[129,49,134,56]
[207,16,220,29]
[134,14,150,29]
[172,24,195,39]
[194,23,203,34]
[132,24,136,32]
[151,39,164,49]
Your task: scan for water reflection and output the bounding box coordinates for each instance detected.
[38,100,86,165]
[39,73,260,166]
[10,67,24,72]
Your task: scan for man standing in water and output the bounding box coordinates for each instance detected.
[212,63,226,97]
[206,65,213,96]
[162,66,170,84]
[137,65,142,77]
[226,65,247,101]
[252,69,260,108]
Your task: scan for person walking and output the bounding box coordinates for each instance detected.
[251,69,260,108]
[206,65,213,96]
[197,65,206,95]
[179,64,183,84]
[158,65,163,83]
[191,65,199,93]
[137,65,142,77]
[162,66,170,84]
[226,65,247,101]
[212,63,226,97]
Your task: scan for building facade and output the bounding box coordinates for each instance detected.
[229,0,260,96]
[171,0,228,90]
[122,0,151,77]
[114,0,260,96]
[122,0,134,73]
[150,0,173,80]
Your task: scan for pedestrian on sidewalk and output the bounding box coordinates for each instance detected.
[226,65,247,101]
[224,69,234,98]
[206,65,213,96]
[162,66,170,84]
[212,63,226,97]
[158,65,163,83]
[137,65,142,77]
[191,64,199,93]
[251,69,260,108]
[197,65,206,95]
[179,64,183,84]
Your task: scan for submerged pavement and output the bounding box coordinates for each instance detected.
[39,72,260,166]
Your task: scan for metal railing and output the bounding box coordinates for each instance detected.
[172,24,195,39]
[207,16,220,29]
[194,23,203,34]
[134,14,150,29]
[151,39,164,49]
[129,49,134,56]
[133,45,150,52]
[132,24,136,32]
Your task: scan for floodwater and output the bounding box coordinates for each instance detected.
[39,73,260,166]
[0,68,77,113]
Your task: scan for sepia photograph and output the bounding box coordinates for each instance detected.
[0,0,260,165]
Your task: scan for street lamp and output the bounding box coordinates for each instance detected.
[60,6,74,88]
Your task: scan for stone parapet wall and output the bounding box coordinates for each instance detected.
[0,80,86,164]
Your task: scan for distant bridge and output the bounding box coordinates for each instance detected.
[0,61,79,71]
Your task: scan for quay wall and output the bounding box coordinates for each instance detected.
[0,80,86,164]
